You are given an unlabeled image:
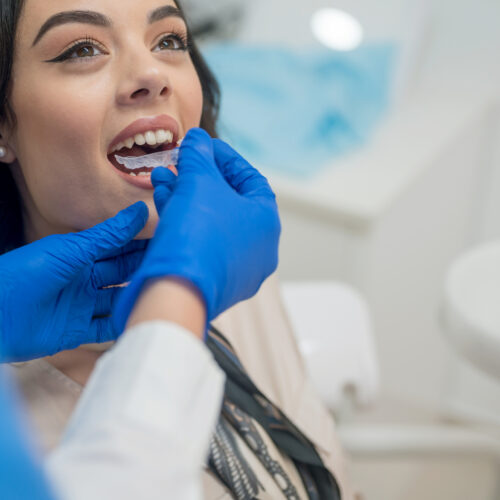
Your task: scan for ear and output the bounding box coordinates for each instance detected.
[0,130,17,164]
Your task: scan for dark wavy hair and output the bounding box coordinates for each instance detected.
[0,0,220,254]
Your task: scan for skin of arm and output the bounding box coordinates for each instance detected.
[126,278,207,341]
[46,279,221,500]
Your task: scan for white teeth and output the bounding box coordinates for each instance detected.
[145,131,156,146]
[135,133,146,146]
[156,130,168,143]
[112,129,175,152]
[127,171,151,177]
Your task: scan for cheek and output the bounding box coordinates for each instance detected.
[176,66,204,130]
[9,79,113,232]
[12,74,106,159]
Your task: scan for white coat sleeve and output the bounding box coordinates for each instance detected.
[45,321,225,500]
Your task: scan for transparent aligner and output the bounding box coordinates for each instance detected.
[115,148,180,170]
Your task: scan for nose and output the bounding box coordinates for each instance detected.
[116,53,171,107]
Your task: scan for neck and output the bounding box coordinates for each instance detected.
[45,347,104,386]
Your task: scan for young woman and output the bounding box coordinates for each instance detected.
[0,0,353,498]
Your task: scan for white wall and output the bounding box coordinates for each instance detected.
[478,101,500,241]
[238,0,420,45]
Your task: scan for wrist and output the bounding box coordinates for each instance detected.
[127,277,207,340]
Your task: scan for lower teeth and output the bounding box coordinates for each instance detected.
[129,172,150,177]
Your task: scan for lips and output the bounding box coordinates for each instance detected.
[107,115,180,188]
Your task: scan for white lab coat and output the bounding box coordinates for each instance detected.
[46,321,225,500]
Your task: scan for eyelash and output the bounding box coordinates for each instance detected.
[46,31,191,64]
[154,31,191,53]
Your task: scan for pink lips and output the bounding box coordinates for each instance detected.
[108,114,180,154]
[107,114,180,190]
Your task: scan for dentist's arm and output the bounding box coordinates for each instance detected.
[46,316,223,500]
[46,129,280,500]
[127,278,207,338]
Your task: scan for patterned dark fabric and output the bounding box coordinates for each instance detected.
[209,415,262,499]
[206,326,342,500]
[223,400,303,499]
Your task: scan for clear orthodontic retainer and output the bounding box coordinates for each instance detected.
[114,148,180,170]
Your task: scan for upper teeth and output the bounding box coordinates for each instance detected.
[112,129,174,153]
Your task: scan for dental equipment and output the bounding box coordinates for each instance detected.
[115,148,180,170]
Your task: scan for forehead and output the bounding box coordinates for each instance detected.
[19,0,179,34]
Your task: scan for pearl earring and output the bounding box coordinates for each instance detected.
[0,147,6,159]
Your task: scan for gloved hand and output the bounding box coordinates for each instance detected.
[0,202,149,362]
[113,128,281,333]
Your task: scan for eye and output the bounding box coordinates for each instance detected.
[68,43,103,59]
[45,38,107,63]
[154,33,189,52]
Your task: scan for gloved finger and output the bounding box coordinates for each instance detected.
[72,202,149,263]
[153,184,172,215]
[212,139,275,200]
[151,167,176,214]
[92,249,145,289]
[93,287,120,317]
[88,317,117,344]
[97,239,149,261]
[151,166,177,188]
[78,201,149,262]
[66,201,149,263]
[177,128,218,179]
[51,201,149,276]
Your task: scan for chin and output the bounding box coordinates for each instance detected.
[135,213,159,240]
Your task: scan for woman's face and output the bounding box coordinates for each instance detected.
[2,0,203,240]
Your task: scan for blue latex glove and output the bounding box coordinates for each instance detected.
[113,128,280,332]
[0,368,54,500]
[0,202,149,362]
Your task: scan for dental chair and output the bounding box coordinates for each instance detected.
[279,281,379,418]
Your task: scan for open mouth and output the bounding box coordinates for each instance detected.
[108,129,179,177]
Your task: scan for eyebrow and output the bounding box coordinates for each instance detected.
[32,6,185,47]
[32,11,111,46]
[148,5,184,24]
